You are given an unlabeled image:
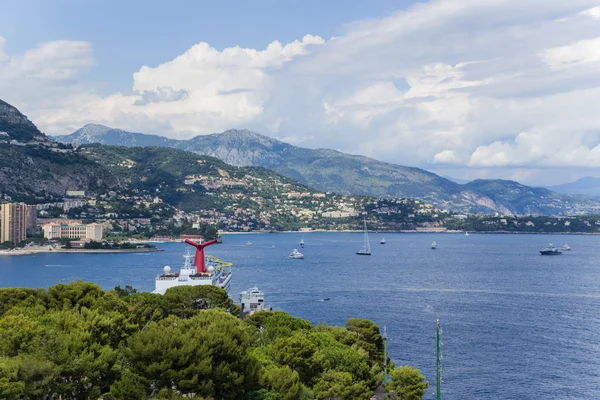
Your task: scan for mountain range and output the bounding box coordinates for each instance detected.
[0,101,117,202]
[55,124,600,216]
[545,177,600,199]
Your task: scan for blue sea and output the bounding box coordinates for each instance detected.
[1,232,600,399]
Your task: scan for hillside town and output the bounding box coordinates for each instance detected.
[3,177,600,252]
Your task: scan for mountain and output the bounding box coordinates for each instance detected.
[56,125,600,215]
[57,124,181,147]
[0,101,117,202]
[545,177,600,198]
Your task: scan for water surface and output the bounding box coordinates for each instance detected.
[1,232,599,399]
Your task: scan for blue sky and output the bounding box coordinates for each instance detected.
[2,0,600,185]
[0,0,413,91]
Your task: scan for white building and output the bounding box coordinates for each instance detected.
[42,223,103,241]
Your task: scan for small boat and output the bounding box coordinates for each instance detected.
[356,220,372,256]
[246,241,253,246]
[540,244,562,255]
[380,238,386,244]
[289,249,304,259]
[300,239,305,248]
[465,232,470,236]
[562,243,572,251]
[431,241,437,249]
[323,298,331,301]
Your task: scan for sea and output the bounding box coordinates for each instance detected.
[1,232,599,399]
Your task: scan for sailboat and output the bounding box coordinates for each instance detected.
[356,220,372,256]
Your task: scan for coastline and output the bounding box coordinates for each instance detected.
[0,247,163,256]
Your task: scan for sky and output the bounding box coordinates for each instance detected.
[2,0,600,185]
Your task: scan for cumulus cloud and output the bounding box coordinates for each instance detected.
[6,0,600,184]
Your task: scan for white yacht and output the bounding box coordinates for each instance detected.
[431,241,437,249]
[465,232,470,236]
[289,249,304,259]
[153,239,232,295]
[300,239,305,248]
[562,243,572,251]
[380,238,386,244]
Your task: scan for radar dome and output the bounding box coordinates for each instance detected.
[163,266,172,273]
[207,266,215,273]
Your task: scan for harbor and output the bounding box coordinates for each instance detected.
[0,232,598,398]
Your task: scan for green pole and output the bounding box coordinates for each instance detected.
[383,325,389,400]
[436,319,441,400]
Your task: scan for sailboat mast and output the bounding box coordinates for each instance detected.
[436,319,442,400]
[364,220,370,252]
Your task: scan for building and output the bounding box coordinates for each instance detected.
[0,203,28,244]
[42,223,103,241]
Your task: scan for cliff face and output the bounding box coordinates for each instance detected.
[0,100,117,201]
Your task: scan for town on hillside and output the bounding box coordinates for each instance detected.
[3,182,600,252]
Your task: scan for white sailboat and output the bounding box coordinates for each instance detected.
[357,220,372,256]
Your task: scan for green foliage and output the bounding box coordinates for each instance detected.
[386,365,428,400]
[0,281,417,399]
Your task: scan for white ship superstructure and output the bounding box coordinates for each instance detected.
[239,286,266,318]
[153,239,232,295]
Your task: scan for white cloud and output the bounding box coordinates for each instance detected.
[6,0,600,184]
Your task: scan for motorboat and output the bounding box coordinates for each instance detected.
[431,241,437,249]
[540,244,562,255]
[289,249,304,259]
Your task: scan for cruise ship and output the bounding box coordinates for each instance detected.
[153,239,232,295]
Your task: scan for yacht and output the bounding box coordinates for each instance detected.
[431,241,437,249]
[356,220,372,255]
[540,244,562,255]
[153,239,232,295]
[465,232,470,236]
[289,249,304,259]
[300,239,305,248]
[562,243,572,251]
[380,238,386,244]
[239,287,266,318]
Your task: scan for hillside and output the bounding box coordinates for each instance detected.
[57,125,600,215]
[81,144,446,231]
[0,101,117,202]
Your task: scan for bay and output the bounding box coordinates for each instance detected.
[1,232,600,399]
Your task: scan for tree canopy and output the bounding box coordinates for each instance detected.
[0,281,427,399]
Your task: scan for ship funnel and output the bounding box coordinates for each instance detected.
[185,239,218,273]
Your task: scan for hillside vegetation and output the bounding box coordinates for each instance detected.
[58,125,600,215]
[0,100,117,201]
